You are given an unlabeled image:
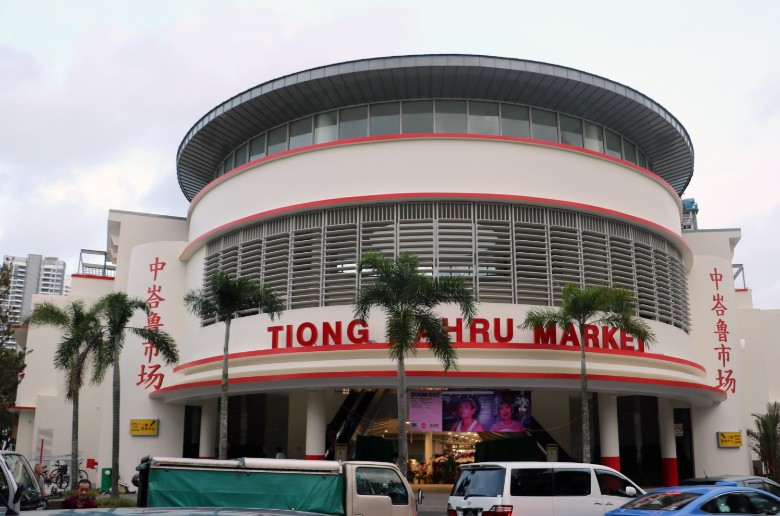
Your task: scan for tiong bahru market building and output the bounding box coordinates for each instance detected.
[12,55,780,488]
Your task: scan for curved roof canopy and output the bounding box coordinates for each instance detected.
[177,54,694,201]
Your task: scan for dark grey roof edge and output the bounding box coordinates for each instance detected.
[177,54,694,200]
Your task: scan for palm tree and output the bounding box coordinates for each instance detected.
[26,300,103,490]
[748,402,780,481]
[183,270,284,460]
[353,251,476,475]
[519,284,655,463]
[92,292,179,499]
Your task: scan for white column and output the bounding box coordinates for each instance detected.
[598,393,621,470]
[199,398,218,458]
[306,391,327,459]
[658,398,679,486]
[424,432,433,463]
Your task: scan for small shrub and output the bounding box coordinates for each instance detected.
[97,497,136,508]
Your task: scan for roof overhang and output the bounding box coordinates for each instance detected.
[177,54,694,201]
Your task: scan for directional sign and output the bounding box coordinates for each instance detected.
[717,431,742,448]
[130,419,159,436]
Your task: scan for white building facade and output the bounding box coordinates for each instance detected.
[13,55,780,488]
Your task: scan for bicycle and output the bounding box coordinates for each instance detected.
[44,461,70,491]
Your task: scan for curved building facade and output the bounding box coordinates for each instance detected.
[16,55,774,489]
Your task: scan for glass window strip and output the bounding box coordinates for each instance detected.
[214,100,648,180]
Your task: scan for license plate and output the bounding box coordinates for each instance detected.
[463,510,478,516]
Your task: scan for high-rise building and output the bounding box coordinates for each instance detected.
[1,255,67,325]
[682,198,699,230]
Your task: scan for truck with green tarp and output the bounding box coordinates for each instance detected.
[136,456,421,516]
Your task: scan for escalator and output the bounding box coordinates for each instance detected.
[525,416,575,462]
[325,390,377,459]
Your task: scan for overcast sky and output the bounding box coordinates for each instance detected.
[1,0,778,308]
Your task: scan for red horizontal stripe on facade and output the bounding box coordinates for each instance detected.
[151,370,723,397]
[71,274,115,281]
[181,191,688,262]
[173,342,705,374]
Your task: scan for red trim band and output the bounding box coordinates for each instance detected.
[306,455,325,460]
[71,274,115,281]
[601,456,620,471]
[173,342,705,374]
[151,370,724,397]
[181,191,689,262]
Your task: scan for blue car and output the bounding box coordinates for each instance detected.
[606,484,780,514]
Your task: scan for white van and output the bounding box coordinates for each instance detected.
[0,451,45,512]
[447,461,644,516]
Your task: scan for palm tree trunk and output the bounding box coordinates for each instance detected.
[111,352,120,499]
[396,356,408,476]
[580,325,591,463]
[71,386,79,491]
[219,318,231,460]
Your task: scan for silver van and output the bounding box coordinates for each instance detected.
[0,451,44,512]
[447,461,644,516]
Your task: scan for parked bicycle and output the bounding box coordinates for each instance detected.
[43,461,69,491]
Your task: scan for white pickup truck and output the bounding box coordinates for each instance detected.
[136,456,422,516]
[0,451,45,513]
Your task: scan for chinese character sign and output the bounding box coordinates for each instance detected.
[709,267,736,394]
[136,257,167,391]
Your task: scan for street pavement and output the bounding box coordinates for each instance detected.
[415,483,452,516]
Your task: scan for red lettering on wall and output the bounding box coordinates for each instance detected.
[620,332,634,351]
[297,322,317,346]
[584,324,599,348]
[601,327,619,349]
[469,318,490,342]
[442,318,463,342]
[322,321,342,345]
[560,324,580,347]
[347,320,369,344]
[493,318,513,343]
[268,326,283,349]
[534,326,557,345]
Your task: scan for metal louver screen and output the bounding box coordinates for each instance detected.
[202,201,690,332]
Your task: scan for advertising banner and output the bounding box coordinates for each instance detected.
[409,391,443,432]
[410,390,531,433]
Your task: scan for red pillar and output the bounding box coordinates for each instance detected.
[662,458,679,486]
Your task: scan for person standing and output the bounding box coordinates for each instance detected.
[34,464,45,496]
[61,479,98,509]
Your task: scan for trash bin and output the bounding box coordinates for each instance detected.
[101,468,112,492]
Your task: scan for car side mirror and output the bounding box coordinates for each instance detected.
[625,486,637,497]
[417,488,424,505]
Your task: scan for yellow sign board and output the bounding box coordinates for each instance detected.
[717,431,742,448]
[130,419,159,436]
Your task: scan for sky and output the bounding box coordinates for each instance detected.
[1,0,778,308]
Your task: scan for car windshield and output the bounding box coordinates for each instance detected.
[3,454,39,496]
[451,468,505,498]
[621,491,701,510]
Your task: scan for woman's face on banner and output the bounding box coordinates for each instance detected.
[498,402,513,421]
[459,400,476,419]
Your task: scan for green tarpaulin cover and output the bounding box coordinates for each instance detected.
[148,467,345,515]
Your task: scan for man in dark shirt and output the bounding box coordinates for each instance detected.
[61,479,98,509]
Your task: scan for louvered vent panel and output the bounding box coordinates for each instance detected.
[476,205,512,302]
[323,208,359,306]
[437,203,474,289]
